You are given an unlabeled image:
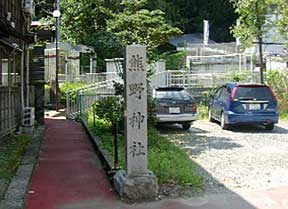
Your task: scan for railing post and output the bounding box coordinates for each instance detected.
[66,92,69,118]
[79,92,82,116]
[93,104,96,127]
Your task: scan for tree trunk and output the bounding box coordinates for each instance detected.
[258,34,264,84]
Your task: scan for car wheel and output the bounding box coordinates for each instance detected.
[182,123,191,130]
[220,112,229,130]
[265,123,274,130]
[208,108,214,122]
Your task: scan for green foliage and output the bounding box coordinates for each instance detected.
[60,82,87,105]
[88,117,126,167]
[44,84,51,91]
[83,32,124,71]
[229,0,268,47]
[268,0,288,41]
[148,128,202,186]
[230,71,251,82]
[160,51,187,70]
[92,97,123,125]
[87,115,203,187]
[266,70,288,117]
[107,6,182,60]
[145,0,237,42]
[197,103,209,120]
[0,135,32,180]
[33,0,54,20]
[147,89,157,127]
[60,0,120,43]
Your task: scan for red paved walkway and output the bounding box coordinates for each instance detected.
[25,118,116,209]
[24,117,288,209]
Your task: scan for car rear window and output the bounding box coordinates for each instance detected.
[234,86,275,101]
[155,90,193,100]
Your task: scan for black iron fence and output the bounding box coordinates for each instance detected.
[0,86,21,139]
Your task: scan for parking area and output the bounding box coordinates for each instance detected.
[160,120,288,194]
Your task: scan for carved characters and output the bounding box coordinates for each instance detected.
[129,141,145,157]
[128,54,144,71]
[129,112,145,129]
[129,83,144,100]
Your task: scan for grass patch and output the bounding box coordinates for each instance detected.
[197,103,208,120]
[0,135,32,181]
[85,114,203,188]
[279,109,288,120]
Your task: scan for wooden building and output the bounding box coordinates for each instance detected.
[0,0,35,138]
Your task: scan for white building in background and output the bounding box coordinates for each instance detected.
[169,33,253,74]
[44,43,95,83]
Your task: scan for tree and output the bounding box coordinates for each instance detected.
[60,0,119,43]
[229,0,269,84]
[34,0,55,20]
[107,0,182,61]
[83,31,123,71]
[268,0,288,41]
[145,0,237,42]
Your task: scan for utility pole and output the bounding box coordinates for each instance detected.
[53,0,61,111]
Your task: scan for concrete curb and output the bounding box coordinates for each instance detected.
[80,118,115,173]
[0,126,45,209]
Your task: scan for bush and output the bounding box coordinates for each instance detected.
[92,96,123,127]
[60,82,87,106]
[266,70,288,119]
[160,51,187,71]
[197,103,208,120]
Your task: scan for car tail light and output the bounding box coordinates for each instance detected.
[230,87,238,102]
[187,103,197,112]
[192,103,197,112]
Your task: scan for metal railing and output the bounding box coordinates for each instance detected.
[56,72,119,84]
[65,68,261,119]
[66,77,122,119]
[0,86,21,138]
[151,70,261,88]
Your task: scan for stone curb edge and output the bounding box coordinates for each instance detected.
[0,126,45,209]
[80,118,115,173]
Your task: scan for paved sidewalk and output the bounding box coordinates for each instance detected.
[24,117,288,209]
[24,118,116,209]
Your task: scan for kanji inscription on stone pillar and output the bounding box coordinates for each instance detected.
[125,44,148,176]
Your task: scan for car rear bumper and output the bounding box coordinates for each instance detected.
[226,111,279,125]
[156,113,198,123]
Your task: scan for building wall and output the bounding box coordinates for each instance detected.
[0,0,33,138]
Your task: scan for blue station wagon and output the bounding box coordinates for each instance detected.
[208,83,278,130]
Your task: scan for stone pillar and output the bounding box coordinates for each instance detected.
[114,45,158,201]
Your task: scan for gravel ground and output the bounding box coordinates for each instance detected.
[160,120,288,194]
